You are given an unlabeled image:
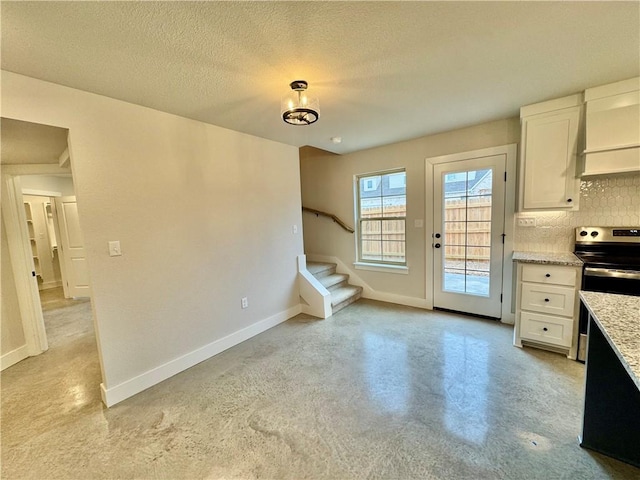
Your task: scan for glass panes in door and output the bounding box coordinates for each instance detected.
[442,169,492,296]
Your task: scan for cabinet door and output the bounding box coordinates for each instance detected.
[520,107,580,210]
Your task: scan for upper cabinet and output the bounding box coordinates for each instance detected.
[518,94,582,211]
[582,77,640,176]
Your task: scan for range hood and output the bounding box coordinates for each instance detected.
[582,77,640,176]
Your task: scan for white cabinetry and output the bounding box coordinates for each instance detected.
[514,263,582,359]
[582,77,640,176]
[23,202,42,281]
[518,94,582,211]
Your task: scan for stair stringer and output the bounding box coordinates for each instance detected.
[297,255,332,319]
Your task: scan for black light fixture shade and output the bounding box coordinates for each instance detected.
[282,80,319,125]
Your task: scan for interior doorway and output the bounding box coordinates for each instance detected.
[1,118,95,373]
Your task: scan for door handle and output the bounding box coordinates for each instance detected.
[434,243,441,248]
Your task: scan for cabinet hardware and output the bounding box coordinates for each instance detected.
[545,273,551,277]
[544,298,550,302]
[567,198,573,203]
[543,327,548,332]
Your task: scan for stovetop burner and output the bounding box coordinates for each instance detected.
[574,226,640,270]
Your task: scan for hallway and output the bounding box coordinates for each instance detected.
[1,298,638,479]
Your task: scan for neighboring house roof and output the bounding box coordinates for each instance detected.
[360,173,406,199]
[444,169,492,196]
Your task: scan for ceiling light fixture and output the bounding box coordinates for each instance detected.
[282,80,319,126]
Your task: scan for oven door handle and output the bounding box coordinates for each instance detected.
[584,267,640,280]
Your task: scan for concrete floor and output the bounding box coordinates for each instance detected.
[2,293,639,479]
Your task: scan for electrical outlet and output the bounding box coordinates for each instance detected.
[241,297,249,309]
[517,217,537,228]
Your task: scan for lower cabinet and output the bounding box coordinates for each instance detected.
[514,263,582,358]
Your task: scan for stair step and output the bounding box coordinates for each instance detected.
[306,262,336,279]
[330,285,363,313]
[319,273,349,290]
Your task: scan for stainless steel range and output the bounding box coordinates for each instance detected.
[574,226,640,361]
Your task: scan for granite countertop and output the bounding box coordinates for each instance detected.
[513,251,583,267]
[580,291,640,391]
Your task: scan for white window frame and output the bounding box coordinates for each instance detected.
[355,168,407,268]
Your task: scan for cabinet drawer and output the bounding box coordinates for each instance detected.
[521,283,576,317]
[520,312,573,347]
[521,264,577,287]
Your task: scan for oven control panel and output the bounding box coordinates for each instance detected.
[576,227,640,243]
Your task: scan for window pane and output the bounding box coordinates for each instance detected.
[360,197,382,218]
[382,195,406,217]
[444,270,466,293]
[387,172,406,190]
[444,197,466,221]
[444,171,467,199]
[466,222,491,247]
[358,170,406,265]
[466,169,492,195]
[360,175,381,194]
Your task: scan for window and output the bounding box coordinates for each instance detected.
[356,169,406,264]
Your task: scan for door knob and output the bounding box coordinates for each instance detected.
[434,243,441,248]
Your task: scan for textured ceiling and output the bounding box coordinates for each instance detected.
[1,1,639,154]
[0,118,68,165]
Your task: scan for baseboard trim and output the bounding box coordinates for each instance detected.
[1,344,29,371]
[306,254,431,310]
[100,304,302,407]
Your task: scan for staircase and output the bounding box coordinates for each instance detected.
[306,262,363,314]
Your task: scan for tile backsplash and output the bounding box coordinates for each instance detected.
[514,172,640,253]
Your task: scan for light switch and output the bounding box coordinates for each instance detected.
[108,241,122,257]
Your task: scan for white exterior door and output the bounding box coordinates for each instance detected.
[433,155,506,318]
[54,196,90,298]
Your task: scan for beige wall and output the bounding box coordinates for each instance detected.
[21,175,75,196]
[2,72,303,402]
[300,118,520,300]
[1,210,26,358]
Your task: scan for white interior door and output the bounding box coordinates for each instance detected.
[433,155,506,318]
[54,196,90,298]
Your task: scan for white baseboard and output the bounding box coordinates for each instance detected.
[1,344,29,371]
[306,254,431,310]
[100,304,302,407]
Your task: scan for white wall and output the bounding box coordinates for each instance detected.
[300,118,520,302]
[21,175,75,196]
[1,210,27,366]
[1,71,304,405]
